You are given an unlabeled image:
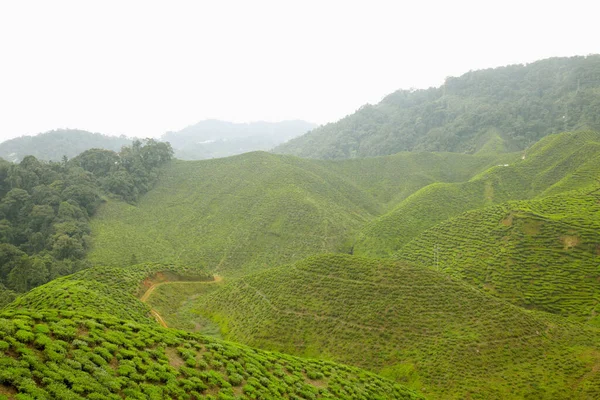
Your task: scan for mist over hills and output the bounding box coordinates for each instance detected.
[274,55,600,159]
[163,120,316,160]
[3,53,600,399]
[0,129,132,162]
[0,120,316,163]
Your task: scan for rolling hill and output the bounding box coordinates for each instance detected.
[87,150,504,276]
[274,55,600,159]
[0,262,421,400]
[397,187,600,322]
[0,129,132,162]
[354,131,600,257]
[160,254,600,399]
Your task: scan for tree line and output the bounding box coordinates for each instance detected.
[0,139,173,304]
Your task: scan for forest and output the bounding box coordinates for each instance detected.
[274,55,600,158]
[0,139,172,305]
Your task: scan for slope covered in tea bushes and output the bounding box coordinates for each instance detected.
[397,187,600,322]
[4,263,213,324]
[354,131,600,257]
[0,310,422,400]
[182,254,600,399]
[88,150,500,276]
[0,262,422,399]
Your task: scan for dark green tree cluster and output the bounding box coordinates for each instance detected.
[274,54,600,159]
[0,139,173,302]
[72,139,174,203]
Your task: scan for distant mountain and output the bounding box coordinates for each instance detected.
[0,129,132,162]
[162,119,316,160]
[274,54,600,159]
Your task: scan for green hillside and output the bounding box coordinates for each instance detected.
[87,150,504,275]
[274,55,600,159]
[171,254,600,399]
[397,188,600,322]
[354,131,600,257]
[87,152,379,275]
[310,151,513,208]
[0,262,422,399]
[0,311,421,400]
[4,263,212,324]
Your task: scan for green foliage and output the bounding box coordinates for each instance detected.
[88,150,499,275]
[189,254,600,399]
[355,131,600,257]
[397,188,600,321]
[88,152,379,275]
[0,309,422,399]
[0,140,173,295]
[145,281,224,337]
[274,55,600,158]
[4,262,213,323]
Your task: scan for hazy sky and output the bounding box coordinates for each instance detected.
[0,0,598,141]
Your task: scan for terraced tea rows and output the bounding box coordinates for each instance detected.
[88,150,499,276]
[355,131,600,257]
[0,262,422,399]
[398,188,600,322]
[188,254,600,399]
[0,310,422,400]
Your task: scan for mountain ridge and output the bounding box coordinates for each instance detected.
[274,55,600,159]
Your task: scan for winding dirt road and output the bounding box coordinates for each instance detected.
[140,276,223,328]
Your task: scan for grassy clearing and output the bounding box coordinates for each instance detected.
[145,281,224,338]
[5,263,213,324]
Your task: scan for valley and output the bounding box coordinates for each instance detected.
[2,55,600,399]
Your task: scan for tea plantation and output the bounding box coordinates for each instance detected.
[0,310,423,400]
[180,254,600,399]
[88,150,500,276]
[354,131,600,257]
[397,188,600,322]
[0,263,422,399]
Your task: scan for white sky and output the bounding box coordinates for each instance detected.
[0,0,598,140]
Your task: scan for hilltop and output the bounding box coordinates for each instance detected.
[397,188,600,322]
[274,55,600,159]
[0,129,132,162]
[163,120,316,160]
[354,130,600,257]
[0,262,421,400]
[87,150,503,275]
[159,254,600,399]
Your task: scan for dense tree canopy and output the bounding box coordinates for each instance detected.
[0,139,173,303]
[274,55,600,159]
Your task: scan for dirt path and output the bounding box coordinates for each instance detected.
[140,276,223,328]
